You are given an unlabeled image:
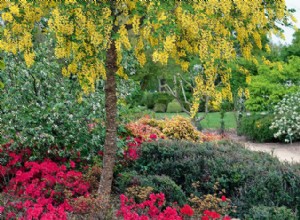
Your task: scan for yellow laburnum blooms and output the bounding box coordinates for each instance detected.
[24,51,35,67]
[2,13,13,23]
[0,0,291,120]
[10,5,20,16]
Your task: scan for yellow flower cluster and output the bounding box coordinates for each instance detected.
[0,0,290,98]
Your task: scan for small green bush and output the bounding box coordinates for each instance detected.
[237,114,276,142]
[140,175,187,206]
[114,172,186,206]
[153,103,167,113]
[141,92,155,109]
[153,92,173,105]
[167,100,182,113]
[245,205,297,220]
[130,140,300,218]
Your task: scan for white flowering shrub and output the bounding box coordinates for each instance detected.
[270,92,300,143]
[0,37,106,160]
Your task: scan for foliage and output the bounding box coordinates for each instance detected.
[0,41,106,161]
[245,205,297,220]
[153,92,174,106]
[154,103,167,113]
[123,80,145,107]
[125,119,164,140]
[115,173,187,206]
[245,57,300,111]
[141,92,155,109]
[125,115,204,142]
[190,193,233,217]
[167,100,182,113]
[270,92,300,143]
[118,105,154,124]
[280,30,300,61]
[201,132,225,142]
[155,112,237,130]
[237,114,276,142]
[162,116,201,142]
[130,140,300,218]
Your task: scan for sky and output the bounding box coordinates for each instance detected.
[271,0,300,45]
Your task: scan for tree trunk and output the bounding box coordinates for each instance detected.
[98,40,118,201]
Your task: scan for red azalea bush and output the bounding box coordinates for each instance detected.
[123,134,159,161]
[117,193,189,220]
[0,142,92,219]
[1,159,91,219]
[117,193,230,220]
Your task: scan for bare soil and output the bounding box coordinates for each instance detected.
[226,131,300,164]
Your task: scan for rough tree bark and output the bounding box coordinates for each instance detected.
[98,39,118,200]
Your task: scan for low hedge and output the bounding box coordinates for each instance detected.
[166,100,182,113]
[154,103,167,113]
[124,140,300,218]
[237,114,276,142]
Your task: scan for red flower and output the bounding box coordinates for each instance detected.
[70,160,75,169]
[223,216,231,220]
[180,204,194,216]
[0,206,4,213]
[149,134,157,140]
[203,210,221,219]
[221,195,227,202]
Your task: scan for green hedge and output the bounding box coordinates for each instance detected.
[245,205,297,220]
[167,100,182,113]
[127,140,300,218]
[237,114,276,142]
[154,103,167,112]
[141,92,173,109]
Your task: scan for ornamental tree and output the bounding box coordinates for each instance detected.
[0,0,291,204]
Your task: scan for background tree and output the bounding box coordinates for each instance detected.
[0,0,291,206]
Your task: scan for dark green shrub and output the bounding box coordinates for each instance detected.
[130,140,300,218]
[152,92,173,105]
[237,114,276,142]
[140,175,187,206]
[167,100,182,113]
[245,205,297,220]
[114,172,186,206]
[154,103,167,113]
[125,83,144,107]
[141,92,155,109]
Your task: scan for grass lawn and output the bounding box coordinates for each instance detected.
[154,112,237,130]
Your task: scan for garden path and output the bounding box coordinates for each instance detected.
[227,132,300,164]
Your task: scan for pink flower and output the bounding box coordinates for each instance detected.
[149,134,157,139]
[221,195,227,202]
[180,204,194,216]
[203,210,221,219]
[0,206,4,213]
[70,160,75,169]
[223,216,231,220]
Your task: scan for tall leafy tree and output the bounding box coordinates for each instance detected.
[0,0,291,203]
